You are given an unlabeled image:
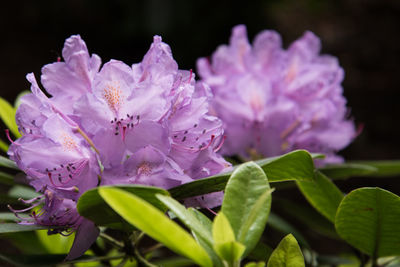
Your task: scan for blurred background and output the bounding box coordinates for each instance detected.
[0,0,399,259]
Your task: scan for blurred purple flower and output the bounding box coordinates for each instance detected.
[197,25,356,163]
[9,35,229,259]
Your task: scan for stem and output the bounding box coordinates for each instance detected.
[100,232,124,249]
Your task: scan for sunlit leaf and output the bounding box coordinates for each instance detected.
[0,97,20,138]
[157,194,213,245]
[267,234,305,267]
[36,230,74,254]
[222,162,271,256]
[188,208,224,267]
[77,184,169,229]
[0,139,9,153]
[212,212,235,244]
[99,188,212,267]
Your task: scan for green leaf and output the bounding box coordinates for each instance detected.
[214,241,245,264]
[296,171,344,222]
[99,187,212,267]
[255,150,315,182]
[36,230,74,254]
[335,187,400,257]
[0,139,9,153]
[0,171,14,185]
[319,163,377,179]
[267,234,305,267]
[267,213,309,248]
[157,194,213,245]
[0,223,50,234]
[0,155,18,170]
[169,150,315,200]
[9,185,41,199]
[0,212,22,222]
[221,162,271,256]
[2,231,49,254]
[153,257,195,267]
[0,97,20,138]
[0,253,124,267]
[245,262,266,267]
[188,208,224,267]
[213,212,236,244]
[77,184,169,229]
[351,160,400,177]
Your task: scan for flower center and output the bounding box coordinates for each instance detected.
[61,132,77,151]
[137,162,152,176]
[103,82,124,112]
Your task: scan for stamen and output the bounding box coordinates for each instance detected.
[5,129,19,145]
[213,135,226,152]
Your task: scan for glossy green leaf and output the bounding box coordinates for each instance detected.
[319,163,377,179]
[36,230,74,254]
[0,223,50,234]
[267,234,305,267]
[214,241,245,265]
[296,171,344,222]
[222,162,271,256]
[188,208,224,267]
[213,212,235,244]
[335,187,400,257]
[0,155,18,170]
[255,150,315,182]
[77,184,169,229]
[157,194,213,245]
[267,213,309,247]
[0,139,8,153]
[0,97,20,138]
[99,187,212,267]
[169,150,315,200]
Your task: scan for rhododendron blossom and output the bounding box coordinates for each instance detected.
[8,35,229,259]
[197,25,356,163]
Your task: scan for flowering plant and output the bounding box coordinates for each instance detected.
[0,26,399,267]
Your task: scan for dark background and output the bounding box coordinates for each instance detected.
[0,0,400,258]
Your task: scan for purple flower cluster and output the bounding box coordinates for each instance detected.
[8,35,229,259]
[197,25,356,163]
